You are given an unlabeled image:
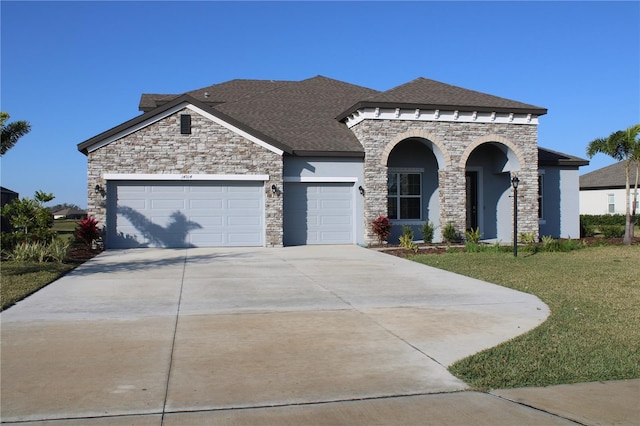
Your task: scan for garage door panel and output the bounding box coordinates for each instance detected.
[283,182,354,246]
[228,232,262,244]
[321,215,351,225]
[150,199,185,209]
[320,199,351,209]
[228,199,261,209]
[108,181,264,248]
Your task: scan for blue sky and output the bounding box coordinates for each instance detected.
[1,1,638,208]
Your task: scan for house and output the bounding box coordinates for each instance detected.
[78,76,588,248]
[52,208,88,220]
[580,161,639,215]
[1,186,19,233]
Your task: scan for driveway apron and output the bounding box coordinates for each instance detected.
[0,246,549,423]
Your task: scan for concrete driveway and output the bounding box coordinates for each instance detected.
[1,246,551,424]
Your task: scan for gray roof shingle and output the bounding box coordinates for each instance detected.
[580,160,639,189]
[337,77,547,120]
[539,147,589,167]
[81,75,559,157]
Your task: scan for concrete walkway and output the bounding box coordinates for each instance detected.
[1,246,637,425]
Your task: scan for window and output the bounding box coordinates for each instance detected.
[388,172,421,219]
[180,114,191,135]
[538,174,544,219]
[608,194,615,214]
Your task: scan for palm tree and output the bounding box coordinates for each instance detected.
[587,124,640,244]
[1,112,32,156]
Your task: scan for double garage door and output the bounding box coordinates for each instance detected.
[107,181,264,248]
[107,180,355,248]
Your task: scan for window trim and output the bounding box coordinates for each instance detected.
[607,193,615,214]
[538,172,545,222]
[388,168,423,220]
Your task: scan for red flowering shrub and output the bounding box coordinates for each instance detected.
[371,215,392,245]
[75,216,101,248]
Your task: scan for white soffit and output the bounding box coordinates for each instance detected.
[86,102,284,156]
[345,107,539,127]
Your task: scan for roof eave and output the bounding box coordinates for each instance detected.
[337,101,547,121]
[78,94,294,156]
[289,150,365,158]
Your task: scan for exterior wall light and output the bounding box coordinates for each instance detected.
[271,184,278,194]
[358,185,365,196]
[94,184,106,197]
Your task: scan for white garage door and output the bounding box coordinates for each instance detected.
[283,182,354,246]
[107,181,264,248]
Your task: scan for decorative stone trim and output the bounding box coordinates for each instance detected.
[350,119,540,245]
[87,107,284,247]
[380,129,451,170]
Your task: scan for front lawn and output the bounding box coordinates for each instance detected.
[1,261,75,310]
[409,245,640,389]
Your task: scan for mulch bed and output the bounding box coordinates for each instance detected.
[372,237,640,259]
[65,243,104,264]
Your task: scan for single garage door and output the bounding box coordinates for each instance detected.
[283,182,354,246]
[107,181,264,248]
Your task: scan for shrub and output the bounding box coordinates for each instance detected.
[465,242,480,253]
[8,238,70,263]
[465,227,481,244]
[421,221,435,244]
[75,216,101,248]
[442,222,458,243]
[399,226,418,252]
[580,214,640,227]
[580,222,595,238]
[519,232,537,244]
[0,191,56,251]
[601,225,625,239]
[541,235,559,252]
[47,238,70,262]
[371,215,392,245]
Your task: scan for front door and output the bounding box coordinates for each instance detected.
[465,171,478,231]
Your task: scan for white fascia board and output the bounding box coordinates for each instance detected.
[345,107,539,127]
[86,103,191,153]
[86,102,284,156]
[185,104,284,156]
[283,176,358,183]
[104,173,270,181]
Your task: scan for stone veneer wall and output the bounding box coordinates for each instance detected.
[349,120,539,245]
[87,108,284,247]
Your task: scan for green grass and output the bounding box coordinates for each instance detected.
[1,261,75,310]
[52,219,79,242]
[409,245,640,389]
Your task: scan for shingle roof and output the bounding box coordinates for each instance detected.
[337,77,547,120]
[580,160,639,189]
[80,75,553,156]
[538,147,589,167]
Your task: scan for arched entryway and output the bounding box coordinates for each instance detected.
[464,141,522,241]
[386,138,442,242]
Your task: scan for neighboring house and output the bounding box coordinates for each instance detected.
[1,186,19,232]
[78,76,588,248]
[580,161,639,215]
[52,208,88,220]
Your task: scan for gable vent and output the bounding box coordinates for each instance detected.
[180,114,191,134]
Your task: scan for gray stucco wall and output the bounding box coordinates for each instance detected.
[87,107,284,247]
[283,156,365,245]
[539,167,581,239]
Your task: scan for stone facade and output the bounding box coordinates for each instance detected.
[349,120,539,245]
[87,108,284,247]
